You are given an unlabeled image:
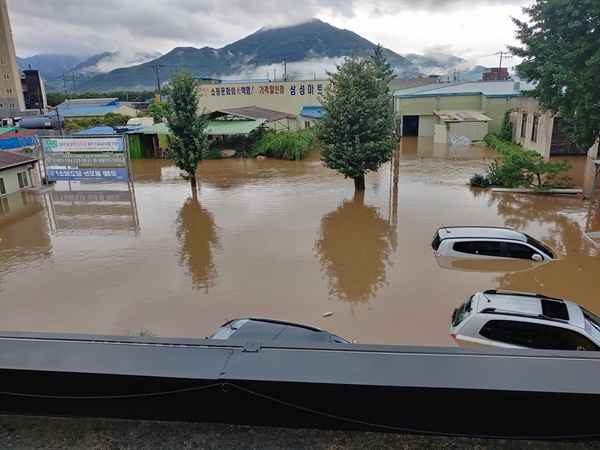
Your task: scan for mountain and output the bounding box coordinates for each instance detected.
[26,19,485,93]
[403,53,486,82]
[17,53,87,83]
[41,50,163,94]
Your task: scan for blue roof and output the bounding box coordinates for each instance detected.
[48,106,120,117]
[73,126,144,135]
[299,106,325,119]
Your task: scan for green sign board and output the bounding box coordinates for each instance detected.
[45,153,126,167]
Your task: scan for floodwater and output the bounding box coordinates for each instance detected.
[1,137,599,346]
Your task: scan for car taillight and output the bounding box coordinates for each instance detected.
[451,334,457,339]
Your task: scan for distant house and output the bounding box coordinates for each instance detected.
[0,150,38,199]
[298,106,325,129]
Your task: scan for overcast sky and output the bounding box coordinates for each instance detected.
[6,0,533,72]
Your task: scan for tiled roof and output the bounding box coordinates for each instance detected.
[299,106,325,119]
[0,150,37,170]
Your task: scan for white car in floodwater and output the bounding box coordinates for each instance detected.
[432,226,557,261]
[450,290,600,351]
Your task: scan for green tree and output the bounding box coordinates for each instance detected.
[316,51,397,190]
[509,0,600,150]
[147,101,169,124]
[166,68,209,188]
[370,43,396,81]
[102,112,130,127]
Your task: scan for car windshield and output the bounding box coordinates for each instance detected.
[525,234,555,259]
[452,296,473,327]
[581,307,600,342]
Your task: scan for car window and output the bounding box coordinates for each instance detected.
[479,320,544,347]
[470,241,503,257]
[543,326,600,351]
[452,241,472,254]
[452,296,473,327]
[581,307,600,342]
[524,234,555,259]
[505,242,537,259]
[431,232,441,251]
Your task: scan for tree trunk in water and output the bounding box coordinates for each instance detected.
[190,174,197,189]
[354,174,366,190]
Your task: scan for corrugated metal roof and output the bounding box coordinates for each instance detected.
[73,126,144,135]
[433,110,492,122]
[129,120,266,136]
[73,126,119,135]
[0,150,37,170]
[57,98,119,108]
[214,107,295,122]
[0,127,19,134]
[299,106,325,119]
[394,80,537,98]
[50,106,120,117]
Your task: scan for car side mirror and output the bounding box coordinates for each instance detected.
[531,254,543,261]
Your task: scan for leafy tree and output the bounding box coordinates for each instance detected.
[166,67,210,188]
[509,0,600,150]
[102,112,130,127]
[370,44,396,81]
[147,101,169,124]
[316,51,398,190]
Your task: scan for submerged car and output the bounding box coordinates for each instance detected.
[208,318,350,343]
[450,290,600,351]
[432,226,557,261]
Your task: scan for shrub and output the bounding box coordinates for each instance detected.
[469,173,490,187]
[474,133,573,191]
[251,128,318,161]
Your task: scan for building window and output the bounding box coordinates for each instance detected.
[0,103,4,109]
[0,44,5,50]
[304,121,311,129]
[3,73,9,80]
[6,88,12,94]
[0,196,9,216]
[0,177,5,195]
[17,171,30,189]
[0,59,6,65]
[9,102,15,108]
[520,113,528,138]
[531,115,539,142]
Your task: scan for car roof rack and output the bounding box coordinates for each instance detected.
[482,289,565,303]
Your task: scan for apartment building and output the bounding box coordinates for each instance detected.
[0,0,26,120]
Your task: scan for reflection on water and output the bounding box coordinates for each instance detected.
[314,191,396,305]
[0,136,598,346]
[176,187,221,292]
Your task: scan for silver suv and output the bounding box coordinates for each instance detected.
[432,226,556,261]
[450,290,600,351]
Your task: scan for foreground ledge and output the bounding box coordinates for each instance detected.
[491,188,583,194]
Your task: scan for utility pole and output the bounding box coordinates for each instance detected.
[72,73,77,97]
[496,51,511,69]
[62,74,68,97]
[151,64,164,101]
[281,58,287,81]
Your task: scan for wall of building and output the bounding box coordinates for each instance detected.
[197,81,330,119]
[482,97,520,135]
[511,97,599,158]
[0,1,26,119]
[0,164,34,197]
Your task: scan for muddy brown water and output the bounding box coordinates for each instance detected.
[1,137,599,346]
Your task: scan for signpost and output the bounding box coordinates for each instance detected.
[40,136,139,234]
